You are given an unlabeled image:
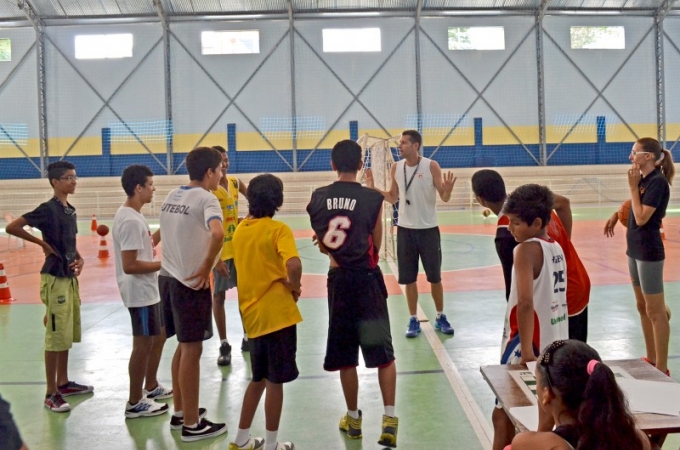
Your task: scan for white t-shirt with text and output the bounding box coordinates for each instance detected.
[159,186,222,289]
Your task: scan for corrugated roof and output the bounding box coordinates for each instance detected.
[0,0,672,20]
[548,0,666,9]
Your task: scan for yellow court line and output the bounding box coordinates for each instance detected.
[386,258,493,450]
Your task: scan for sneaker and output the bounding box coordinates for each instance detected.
[170,408,208,430]
[58,381,94,397]
[181,417,228,442]
[125,397,169,419]
[44,392,71,413]
[377,415,399,448]
[273,443,295,450]
[435,314,454,335]
[339,410,362,439]
[228,436,265,450]
[405,317,421,338]
[241,338,250,352]
[218,342,232,366]
[144,382,173,400]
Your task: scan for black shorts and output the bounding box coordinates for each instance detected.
[568,307,588,343]
[250,325,298,384]
[396,226,442,285]
[128,303,164,337]
[159,275,213,343]
[324,267,395,371]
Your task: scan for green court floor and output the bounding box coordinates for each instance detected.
[2,206,680,449]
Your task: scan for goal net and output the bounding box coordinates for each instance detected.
[357,133,399,261]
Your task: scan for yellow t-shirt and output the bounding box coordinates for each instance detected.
[211,176,239,260]
[233,217,303,339]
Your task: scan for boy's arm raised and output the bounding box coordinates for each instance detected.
[514,241,542,363]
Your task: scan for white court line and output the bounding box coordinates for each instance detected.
[387,259,493,450]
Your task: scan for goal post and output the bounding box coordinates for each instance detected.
[357,133,400,261]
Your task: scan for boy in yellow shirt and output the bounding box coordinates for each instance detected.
[229,174,302,450]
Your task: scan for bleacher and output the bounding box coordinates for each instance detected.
[0,164,676,220]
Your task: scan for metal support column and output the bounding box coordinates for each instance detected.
[415,0,423,139]
[18,0,48,176]
[654,0,676,148]
[288,0,297,171]
[536,0,549,166]
[154,0,173,174]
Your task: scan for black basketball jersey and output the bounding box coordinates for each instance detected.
[307,181,384,270]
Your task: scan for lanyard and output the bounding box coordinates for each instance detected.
[403,157,421,205]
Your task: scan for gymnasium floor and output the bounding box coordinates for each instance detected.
[1,206,680,450]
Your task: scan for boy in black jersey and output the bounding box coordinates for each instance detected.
[307,140,398,448]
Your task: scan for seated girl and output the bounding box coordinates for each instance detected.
[508,339,653,450]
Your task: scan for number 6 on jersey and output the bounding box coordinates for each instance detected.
[322,216,352,250]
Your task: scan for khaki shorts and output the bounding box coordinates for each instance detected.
[40,274,81,352]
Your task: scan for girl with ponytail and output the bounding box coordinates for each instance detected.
[604,138,673,375]
[509,340,652,450]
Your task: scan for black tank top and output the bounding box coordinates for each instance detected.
[307,181,384,269]
[552,424,579,449]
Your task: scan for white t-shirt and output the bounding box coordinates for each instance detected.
[159,186,222,289]
[394,157,437,229]
[112,206,160,308]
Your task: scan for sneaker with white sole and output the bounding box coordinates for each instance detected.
[217,342,232,366]
[434,314,454,335]
[44,392,71,413]
[58,381,94,397]
[144,382,173,400]
[125,397,169,419]
[273,443,295,450]
[181,417,228,442]
[404,317,421,338]
[228,436,265,450]
[170,408,208,430]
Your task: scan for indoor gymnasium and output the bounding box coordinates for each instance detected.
[1,1,680,449]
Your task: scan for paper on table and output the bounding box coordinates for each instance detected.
[526,361,537,374]
[617,378,680,416]
[509,405,539,431]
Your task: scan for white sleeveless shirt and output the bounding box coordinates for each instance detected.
[395,157,437,229]
[501,237,569,360]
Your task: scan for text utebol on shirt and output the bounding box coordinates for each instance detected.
[161,203,191,214]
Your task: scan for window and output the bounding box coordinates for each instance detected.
[75,34,133,59]
[0,39,10,62]
[448,27,505,50]
[201,31,260,55]
[570,26,625,49]
[322,28,381,53]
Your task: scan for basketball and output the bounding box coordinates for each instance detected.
[617,199,631,227]
[96,224,110,236]
[482,209,491,218]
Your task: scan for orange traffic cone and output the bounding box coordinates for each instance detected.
[0,263,16,304]
[98,235,109,258]
[90,214,98,235]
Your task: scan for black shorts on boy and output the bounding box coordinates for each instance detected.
[324,267,395,371]
[250,325,299,384]
[159,275,213,343]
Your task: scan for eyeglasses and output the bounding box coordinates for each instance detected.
[60,176,78,181]
[630,150,651,156]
